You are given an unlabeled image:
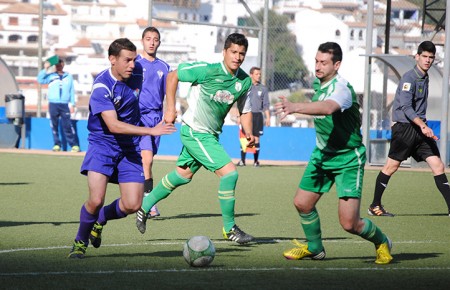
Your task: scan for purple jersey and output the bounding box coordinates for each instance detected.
[87,67,143,147]
[136,55,170,113]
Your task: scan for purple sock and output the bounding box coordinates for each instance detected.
[75,205,98,243]
[96,198,127,225]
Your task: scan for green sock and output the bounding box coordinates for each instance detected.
[300,208,323,254]
[359,218,387,245]
[218,171,238,232]
[141,170,191,212]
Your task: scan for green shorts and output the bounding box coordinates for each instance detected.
[299,146,366,198]
[176,125,232,173]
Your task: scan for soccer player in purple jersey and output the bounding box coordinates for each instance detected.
[68,38,176,259]
[136,27,171,218]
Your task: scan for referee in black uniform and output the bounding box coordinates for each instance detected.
[237,67,270,167]
[368,41,450,217]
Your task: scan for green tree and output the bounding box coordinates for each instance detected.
[244,9,307,91]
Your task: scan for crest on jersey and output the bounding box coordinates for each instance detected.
[157,70,164,79]
[134,88,140,98]
[402,82,411,91]
[235,82,242,92]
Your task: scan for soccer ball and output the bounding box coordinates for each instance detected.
[183,236,215,267]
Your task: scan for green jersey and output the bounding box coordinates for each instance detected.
[177,61,252,135]
[312,74,362,154]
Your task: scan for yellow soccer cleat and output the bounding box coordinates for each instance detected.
[375,237,393,264]
[283,239,326,260]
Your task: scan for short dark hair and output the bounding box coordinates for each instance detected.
[318,42,343,64]
[142,26,161,39]
[108,38,136,57]
[224,33,248,51]
[417,41,436,55]
[250,67,260,74]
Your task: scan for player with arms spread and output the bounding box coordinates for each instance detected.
[136,32,255,244]
[276,42,393,264]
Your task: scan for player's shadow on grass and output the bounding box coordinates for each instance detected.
[358,252,441,264]
[155,213,258,220]
[254,237,349,244]
[394,213,448,217]
[0,220,79,228]
[0,182,31,186]
[105,247,251,259]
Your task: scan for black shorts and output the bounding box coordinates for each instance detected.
[252,112,264,137]
[388,122,440,162]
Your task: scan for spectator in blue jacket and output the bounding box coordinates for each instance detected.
[37,58,80,152]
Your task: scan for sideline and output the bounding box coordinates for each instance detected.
[0,148,446,172]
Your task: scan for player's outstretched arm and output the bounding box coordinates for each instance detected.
[101,110,176,136]
[164,70,178,124]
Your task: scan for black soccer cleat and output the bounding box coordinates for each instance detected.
[136,208,148,234]
[222,224,254,244]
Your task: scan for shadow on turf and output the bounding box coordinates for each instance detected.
[393,213,449,217]
[0,220,78,227]
[0,182,31,186]
[152,212,258,220]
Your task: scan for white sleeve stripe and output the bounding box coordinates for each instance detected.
[92,83,112,97]
[180,63,207,71]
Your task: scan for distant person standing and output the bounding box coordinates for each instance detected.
[67,38,176,259]
[137,26,171,218]
[368,40,450,217]
[237,67,270,167]
[37,58,80,152]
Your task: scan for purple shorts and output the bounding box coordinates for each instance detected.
[80,142,144,184]
[139,111,162,153]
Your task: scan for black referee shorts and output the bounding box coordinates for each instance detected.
[242,112,264,137]
[388,122,440,162]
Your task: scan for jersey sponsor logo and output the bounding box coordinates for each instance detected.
[235,82,242,92]
[402,82,411,91]
[211,90,234,104]
[215,78,224,83]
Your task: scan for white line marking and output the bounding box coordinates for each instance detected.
[0,239,447,254]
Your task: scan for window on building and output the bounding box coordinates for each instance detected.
[335,30,341,38]
[27,35,38,43]
[119,26,125,35]
[71,8,77,14]
[110,9,116,17]
[9,34,22,43]
[201,15,209,22]
[52,18,59,26]
[9,17,19,25]
[359,30,363,40]
[32,18,39,26]
[350,29,354,40]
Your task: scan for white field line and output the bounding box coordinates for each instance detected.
[0,238,447,254]
[2,266,450,277]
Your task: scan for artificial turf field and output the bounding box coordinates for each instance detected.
[1,151,450,289]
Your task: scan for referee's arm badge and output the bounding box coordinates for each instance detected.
[402,82,411,91]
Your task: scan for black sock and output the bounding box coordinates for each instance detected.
[144,178,153,193]
[434,174,450,211]
[254,143,260,162]
[371,172,391,207]
[240,151,246,163]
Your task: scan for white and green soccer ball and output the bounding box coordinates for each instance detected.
[183,236,215,267]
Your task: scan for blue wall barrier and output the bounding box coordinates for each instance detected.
[21,117,316,161]
[13,117,442,162]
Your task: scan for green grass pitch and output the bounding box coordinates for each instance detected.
[1,152,450,289]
